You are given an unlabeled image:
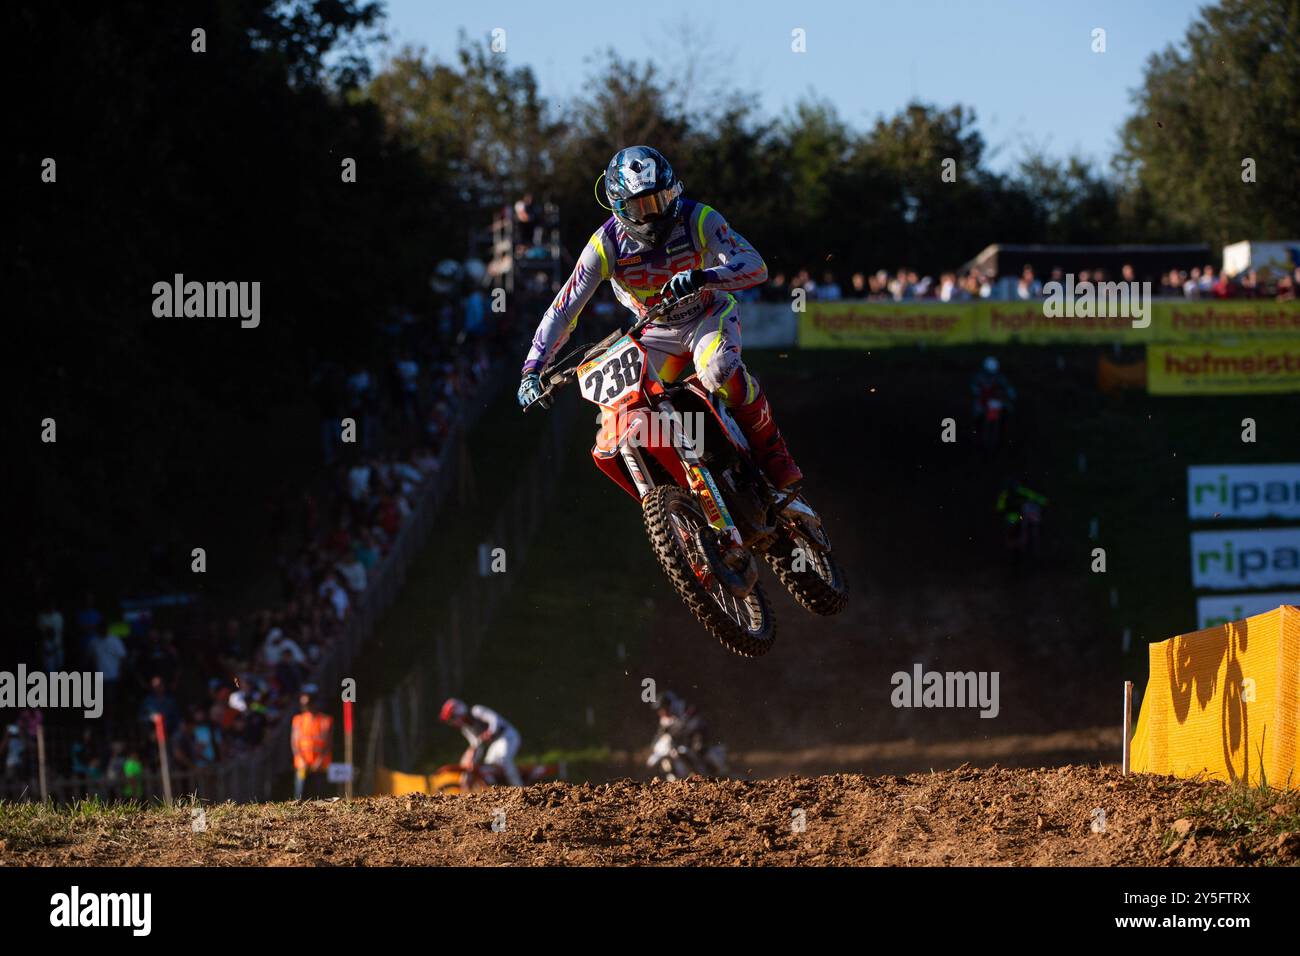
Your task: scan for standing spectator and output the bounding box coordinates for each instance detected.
[70,728,101,778]
[346,458,372,506]
[89,627,129,723]
[1198,264,1217,295]
[1015,265,1041,300]
[346,364,378,453]
[261,627,306,668]
[335,551,368,593]
[76,593,103,640]
[290,691,334,800]
[173,714,199,774]
[319,571,351,620]
[274,648,304,699]
[393,351,421,426]
[75,594,104,669]
[122,749,144,800]
[763,271,787,303]
[462,284,487,340]
[817,270,843,300]
[189,707,222,767]
[105,740,129,798]
[2,724,28,782]
[938,272,966,302]
[37,599,64,671]
[138,675,180,738]
[513,192,541,247]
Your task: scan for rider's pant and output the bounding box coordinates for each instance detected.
[639,294,759,408]
[484,728,523,786]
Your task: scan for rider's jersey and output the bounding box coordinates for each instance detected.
[522,198,767,374]
[459,704,516,748]
[971,371,1017,406]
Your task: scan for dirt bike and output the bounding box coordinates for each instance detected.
[430,746,564,794]
[975,385,1012,451]
[524,289,848,657]
[1001,496,1044,561]
[646,730,729,781]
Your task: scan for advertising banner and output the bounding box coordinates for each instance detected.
[798,299,1300,349]
[1190,527,1300,590]
[799,301,978,348]
[1187,464,1300,520]
[1196,592,1300,629]
[1149,340,1300,394]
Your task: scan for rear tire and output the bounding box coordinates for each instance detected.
[643,485,776,658]
[766,525,849,616]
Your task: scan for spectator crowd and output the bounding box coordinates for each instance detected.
[757,262,1299,304]
[5,279,516,798]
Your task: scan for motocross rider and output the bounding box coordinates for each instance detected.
[654,690,710,770]
[970,355,1017,419]
[516,145,803,490]
[440,698,523,787]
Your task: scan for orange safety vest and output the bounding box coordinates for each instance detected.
[291,711,334,771]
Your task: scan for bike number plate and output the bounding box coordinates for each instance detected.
[578,336,646,409]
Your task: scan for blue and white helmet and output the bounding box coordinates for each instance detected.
[605,145,682,246]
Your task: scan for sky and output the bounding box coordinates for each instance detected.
[371,0,1209,174]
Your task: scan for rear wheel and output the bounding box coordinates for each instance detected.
[766,507,849,616]
[642,485,776,657]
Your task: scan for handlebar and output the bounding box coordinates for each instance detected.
[522,289,707,413]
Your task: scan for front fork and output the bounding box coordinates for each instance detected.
[620,399,746,553]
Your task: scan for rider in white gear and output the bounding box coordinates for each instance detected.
[440,698,523,786]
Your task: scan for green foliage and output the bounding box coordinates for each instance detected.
[1118,0,1300,247]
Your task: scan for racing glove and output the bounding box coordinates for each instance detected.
[517,371,548,409]
[662,269,709,303]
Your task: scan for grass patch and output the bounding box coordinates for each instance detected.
[1184,779,1300,843]
[0,796,152,849]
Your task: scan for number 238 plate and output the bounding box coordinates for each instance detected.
[578,336,647,409]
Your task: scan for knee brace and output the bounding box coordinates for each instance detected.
[714,365,759,408]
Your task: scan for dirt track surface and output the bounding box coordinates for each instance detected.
[6,766,1298,866]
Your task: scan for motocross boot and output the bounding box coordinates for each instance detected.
[729,390,804,490]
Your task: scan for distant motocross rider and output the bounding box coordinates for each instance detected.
[653,690,711,771]
[970,355,1016,419]
[517,145,803,489]
[440,698,523,787]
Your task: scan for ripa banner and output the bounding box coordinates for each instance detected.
[1187,464,1300,520]
[1190,527,1300,590]
[1196,592,1300,629]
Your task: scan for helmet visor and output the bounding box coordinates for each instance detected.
[612,183,679,223]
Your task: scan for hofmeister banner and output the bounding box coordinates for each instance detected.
[1148,340,1300,394]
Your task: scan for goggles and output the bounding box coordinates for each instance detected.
[611,182,681,223]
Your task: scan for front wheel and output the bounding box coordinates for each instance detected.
[642,485,776,657]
